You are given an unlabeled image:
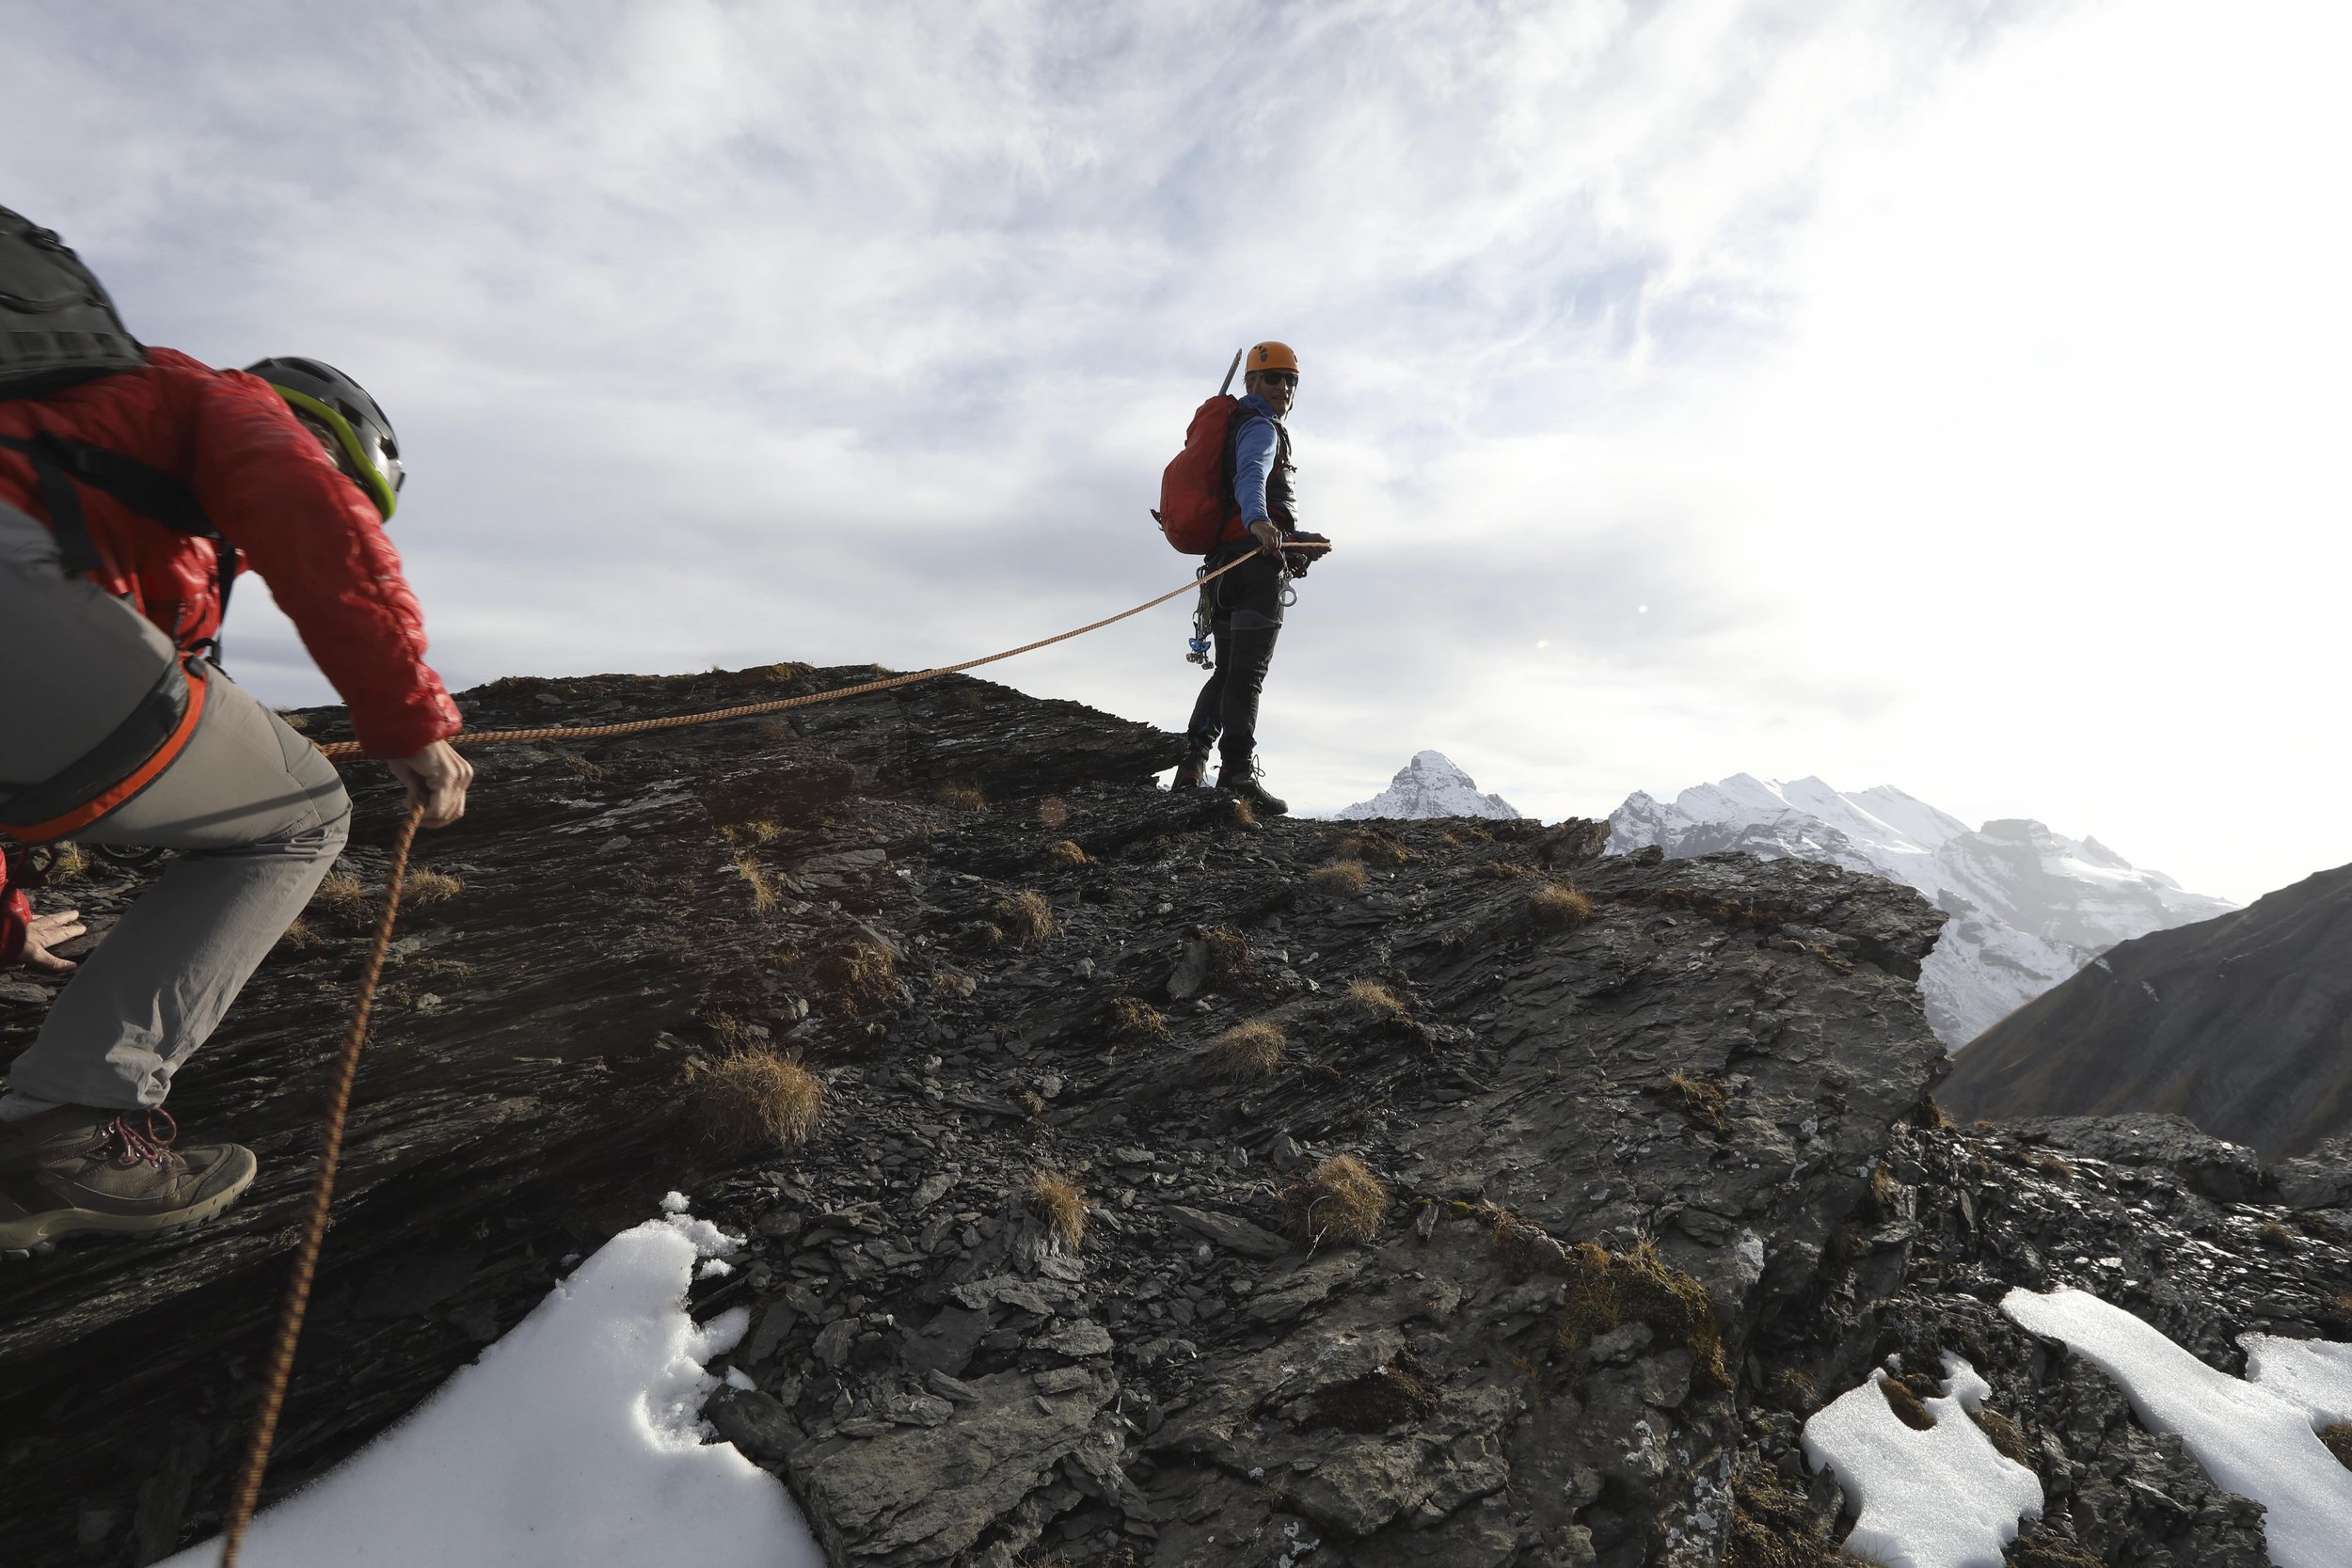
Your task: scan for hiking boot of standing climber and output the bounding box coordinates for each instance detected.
[1216,757,1289,816]
[1171,745,1212,791]
[0,1105,257,1249]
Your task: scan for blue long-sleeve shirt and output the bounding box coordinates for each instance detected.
[1231,393,1281,525]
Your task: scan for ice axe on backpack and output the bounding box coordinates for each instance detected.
[1217,346,1244,397]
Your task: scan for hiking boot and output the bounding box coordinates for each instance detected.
[1171,749,1212,790]
[1216,758,1289,816]
[0,1106,257,1250]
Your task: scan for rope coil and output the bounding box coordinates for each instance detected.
[215,542,1323,1561]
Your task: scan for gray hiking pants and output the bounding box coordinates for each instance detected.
[0,501,349,1110]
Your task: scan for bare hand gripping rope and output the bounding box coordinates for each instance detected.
[218,542,1327,1565]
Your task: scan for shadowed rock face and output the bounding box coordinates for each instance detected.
[7,669,2344,1568]
[1942,862,2352,1159]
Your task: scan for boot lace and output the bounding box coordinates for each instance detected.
[101,1109,180,1166]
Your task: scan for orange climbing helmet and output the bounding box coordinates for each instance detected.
[1246,341,1298,377]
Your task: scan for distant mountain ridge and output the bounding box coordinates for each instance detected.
[1336,751,1520,821]
[1607,774,2235,1048]
[1942,862,2352,1158]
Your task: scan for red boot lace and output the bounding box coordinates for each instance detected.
[102,1109,179,1166]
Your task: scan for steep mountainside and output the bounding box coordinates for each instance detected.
[1335,751,1521,821]
[1943,863,2352,1159]
[1608,774,2235,1048]
[5,673,2347,1568]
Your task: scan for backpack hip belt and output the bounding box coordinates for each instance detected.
[0,653,210,845]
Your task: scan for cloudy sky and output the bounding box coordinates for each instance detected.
[7,0,2347,904]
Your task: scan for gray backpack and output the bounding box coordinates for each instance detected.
[0,206,145,397]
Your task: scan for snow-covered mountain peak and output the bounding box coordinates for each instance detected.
[1336,752,1521,821]
[1607,774,2235,1048]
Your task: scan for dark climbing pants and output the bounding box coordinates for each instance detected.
[1184,546,1285,769]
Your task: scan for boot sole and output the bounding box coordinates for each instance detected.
[0,1147,258,1250]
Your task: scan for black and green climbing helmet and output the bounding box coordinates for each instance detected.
[243,356,405,519]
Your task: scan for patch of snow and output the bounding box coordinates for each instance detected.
[1800,1352,2042,1568]
[2003,1287,2352,1568]
[1336,751,1521,820]
[2244,1334,2352,1426]
[164,1208,819,1568]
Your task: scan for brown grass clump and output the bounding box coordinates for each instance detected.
[278,917,325,950]
[1206,1020,1286,1080]
[1107,996,1168,1042]
[1335,829,1411,866]
[1476,859,1537,879]
[934,784,989,813]
[1528,882,1595,930]
[814,941,898,1017]
[992,889,1057,946]
[2004,1534,2105,1568]
[1310,860,1369,895]
[728,853,779,913]
[1036,797,1069,829]
[1343,978,1406,1019]
[930,967,974,998]
[2257,1219,2300,1253]
[312,869,371,916]
[686,1048,823,1149]
[2318,1421,2352,1471]
[405,868,465,907]
[1042,839,1089,868]
[1225,796,1259,829]
[1283,1154,1389,1246]
[1557,1240,1728,1391]
[1969,1405,2030,1465]
[41,842,90,882]
[1025,1168,1089,1249]
[1724,1459,1886,1568]
[765,660,816,681]
[1653,1069,1731,1134]
[2019,1148,2077,1179]
[1877,1376,1934,1431]
[1202,927,1252,976]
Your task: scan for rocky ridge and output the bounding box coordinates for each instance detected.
[1,670,2345,1567]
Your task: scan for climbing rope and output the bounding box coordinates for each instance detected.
[218,801,421,1568]
[312,544,1320,760]
[216,543,1324,1561]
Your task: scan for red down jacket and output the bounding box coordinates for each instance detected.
[0,347,463,963]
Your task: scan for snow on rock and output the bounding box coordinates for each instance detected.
[1336,751,1521,820]
[1607,774,2234,1048]
[1800,1351,2042,1568]
[2245,1334,2352,1426]
[2002,1287,2352,1568]
[164,1209,818,1568]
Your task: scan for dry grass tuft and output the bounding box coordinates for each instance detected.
[1043,839,1089,868]
[1528,882,1595,930]
[2018,1148,2077,1179]
[1202,927,1252,976]
[1310,860,1369,895]
[765,661,816,681]
[1335,829,1411,866]
[1206,1019,1285,1080]
[312,869,371,916]
[731,854,779,913]
[405,868,465,907]
[1654,1069,1732,1134]
[934,784,989,813]
[815,942,898,1017]
[43,843,90,883]
[2003,1535,2104,1568]
[992,889,1057,946]
[1282,1154,1389,1246]
[930,967,974,998]
[1557,1239,1729,1391]
[1025,1167,1089,1249]
[1036,797,1069,829]
[1969,1405,2031,1465]
[686,1048,823,1149]
[1877,1376,1935,1431]
[278,917,325,950]
[1476,859,1537,879]
[1226,797,1258,829]
[2258,1219,2300,1254]
[2320,1421,2352,1471]
[1343,978,1406,1019]
[1108,996,1168,1042]
[274,709,311,732]
[1725,1458,1890,1568]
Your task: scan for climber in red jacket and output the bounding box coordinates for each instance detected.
[0,205,469,1249]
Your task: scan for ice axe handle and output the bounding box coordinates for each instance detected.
[1217,347,1245,397]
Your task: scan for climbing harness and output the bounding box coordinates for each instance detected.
[215,542,1328,1563]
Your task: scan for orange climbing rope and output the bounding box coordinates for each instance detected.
[217,543,1323,1562]
[314,545,1318,760]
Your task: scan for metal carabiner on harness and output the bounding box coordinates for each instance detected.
[1184,563,1216,669]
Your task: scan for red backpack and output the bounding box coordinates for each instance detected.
[1152,350,1252,554]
